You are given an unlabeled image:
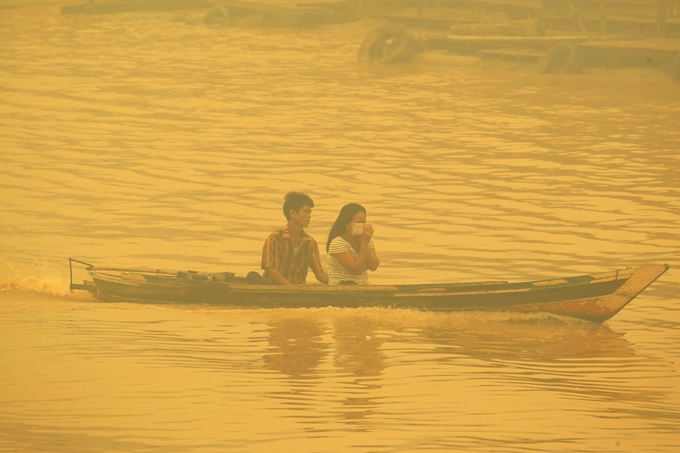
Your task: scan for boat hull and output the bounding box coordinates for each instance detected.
[70,262,669,323]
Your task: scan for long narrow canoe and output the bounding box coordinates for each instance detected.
[69,259,668,323]
[62,0,213,15]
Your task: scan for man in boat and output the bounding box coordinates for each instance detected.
[258,192,329,285]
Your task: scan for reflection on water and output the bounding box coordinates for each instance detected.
[419,316,634,362]
[264,316,329,378]
[252,311,676,451]
[1,294,679,452]
[259,312,637,375]
[334,315,386,378]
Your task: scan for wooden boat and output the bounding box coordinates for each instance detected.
[62,0,358,28]
[69,259,669,322]
[62,0,213,15]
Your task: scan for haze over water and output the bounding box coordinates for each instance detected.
[1,3,679,452]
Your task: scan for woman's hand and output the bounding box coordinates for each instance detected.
[362,223,374,239]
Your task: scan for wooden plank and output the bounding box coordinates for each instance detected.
[581,38,680,51]
[470,0,543,8]
[595,0,668,5]
[62,0,213,14]
[476,50,543,61]
[580,13,678,23]
[360,6,482,23]
[218,0,288,13]
[442,35,589,43]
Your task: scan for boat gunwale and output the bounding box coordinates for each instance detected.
[87,265,653,296]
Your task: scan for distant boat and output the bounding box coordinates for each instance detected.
[62,0,214,15]
[61,0,358,28]
[69,259,669,323]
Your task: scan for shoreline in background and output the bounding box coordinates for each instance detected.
[0,0,340,9]
[0,0,64,8]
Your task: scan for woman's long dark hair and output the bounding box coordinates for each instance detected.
[326,203,366,252]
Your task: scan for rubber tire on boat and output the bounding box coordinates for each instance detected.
[538,43,585,74]
[665,53,680,80]
[205,5,231,26]
[357,24,422,64]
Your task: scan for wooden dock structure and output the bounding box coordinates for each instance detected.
[355,0,680,79]
[58,0,680,78]
[355,0,680,38]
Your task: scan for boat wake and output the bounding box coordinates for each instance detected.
[0,258,88,300]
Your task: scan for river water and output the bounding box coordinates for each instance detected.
[1,4,680,453]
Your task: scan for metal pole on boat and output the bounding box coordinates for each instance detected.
[69,257,94,292]
[69,257,75,292]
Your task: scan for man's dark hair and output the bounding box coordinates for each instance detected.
[283,192,314,220]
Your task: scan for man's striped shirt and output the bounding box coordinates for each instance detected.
[261,225,324,285]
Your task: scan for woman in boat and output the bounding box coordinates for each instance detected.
[326,203,380,285]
